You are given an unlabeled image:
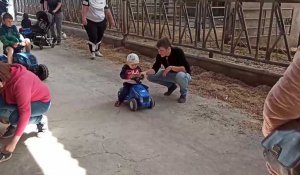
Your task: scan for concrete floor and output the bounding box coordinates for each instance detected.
[0,43,267,175]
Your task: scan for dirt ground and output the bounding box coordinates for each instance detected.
[0,40,267,174]
[65,36,273,131]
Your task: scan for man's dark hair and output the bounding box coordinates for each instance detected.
[2,12,13,21]
[156,37,172,49]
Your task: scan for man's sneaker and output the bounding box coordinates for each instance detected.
[37,116,49,138]
[177,95,187,103]
[1,125,16,139]
[95,51,103,57]
[52,38,57,44]
[164,84,177,96]
[90,52,96,60]
[0,152,12,163]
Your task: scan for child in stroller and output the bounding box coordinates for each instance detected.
[20,11,55,49]
[19,13,32,39]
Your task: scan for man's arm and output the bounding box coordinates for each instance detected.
[262,47,300,136]
[174,48,190,73]
[44,0,48,11]
[52,2,62,13]
[104,7,115,28]
[81,0,89,26]
[141,55,160,76]
[168,66,185,73]
[40,0,44,10]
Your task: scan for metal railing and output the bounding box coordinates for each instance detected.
[14,0,299,66]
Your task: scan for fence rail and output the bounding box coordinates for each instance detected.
[14,0,300,66]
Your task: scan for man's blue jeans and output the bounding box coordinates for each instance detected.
[0,97,51,125]
[147,69,192,96]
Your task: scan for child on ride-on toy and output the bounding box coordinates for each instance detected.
[115,53,143,107]
[0,13,31,64]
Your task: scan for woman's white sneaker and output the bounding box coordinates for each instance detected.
[90,52,96,60]
[95,51,103,57]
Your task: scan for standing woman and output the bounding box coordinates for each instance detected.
[82,0,115,59]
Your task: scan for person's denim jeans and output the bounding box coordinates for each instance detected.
[0,97,51,125]
[147,69,192,96]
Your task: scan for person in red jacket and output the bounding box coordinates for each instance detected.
[114,53,142,107]
[0,63,51,163]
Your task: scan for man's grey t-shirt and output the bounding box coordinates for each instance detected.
[82,0,107,22]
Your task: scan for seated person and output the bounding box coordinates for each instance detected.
[21,13,32,29]
[0,13,31,64]
[115,53,143,107]
[19,13,33,38]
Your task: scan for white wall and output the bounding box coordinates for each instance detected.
[7,0,15,20]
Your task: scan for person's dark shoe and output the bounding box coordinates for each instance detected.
[164,84,177,96]
[0,152,12,163]
[1,125,16,139]
[56,41,61,45]
[52,38,57,44]
[114,101,122,107]
[37,115,49,138]
[177,95,187,103]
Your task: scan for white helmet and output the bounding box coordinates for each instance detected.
[127,53,139,64]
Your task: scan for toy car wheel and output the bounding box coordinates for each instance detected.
[149,97,155,109]
[129,99,138,111]
[38,64,49,80]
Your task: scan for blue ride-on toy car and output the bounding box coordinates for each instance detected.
[118,76,155,111]
[0,52,49,80]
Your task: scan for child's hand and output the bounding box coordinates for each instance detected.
[19,41,26,46]
[140,71,147,77]
[12,43,18,48]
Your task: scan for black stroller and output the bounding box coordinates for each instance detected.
[20,11,55,49]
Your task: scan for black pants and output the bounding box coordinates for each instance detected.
[84,18,107,53]
[118,83,133,102]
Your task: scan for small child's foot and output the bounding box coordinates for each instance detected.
[114,101,122,107]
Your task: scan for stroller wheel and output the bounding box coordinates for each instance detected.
[39,45,43,50]
[37,64,49,80]
[51,43,55,48]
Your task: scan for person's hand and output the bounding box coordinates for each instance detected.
[82,18,87,26]
[1,141,17,153]
[108,20,115,29]
[52,9,57,14]
[140,71,147,77]
[24,39,30,45]
[19,41,26,46]
[163,66,172,77]
[12,43,18,48]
